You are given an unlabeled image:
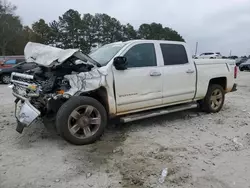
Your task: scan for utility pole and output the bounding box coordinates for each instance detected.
[195,42,198,56]
[229,50,232,57]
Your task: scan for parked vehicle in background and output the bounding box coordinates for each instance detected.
[10,41,237,145]
[0,58,25,69]
[0,55,25,64]
[236,57,248,66]
[239,59,250,71]
[0,62,37,84]
[197,52,222,59]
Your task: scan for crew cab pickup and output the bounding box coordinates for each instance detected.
[10,40,237,145]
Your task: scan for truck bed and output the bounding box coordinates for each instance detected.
[194,59,236,99]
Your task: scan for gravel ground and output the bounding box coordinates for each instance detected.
[0,72,250,188]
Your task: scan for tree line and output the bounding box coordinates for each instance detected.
[0,0,185,56]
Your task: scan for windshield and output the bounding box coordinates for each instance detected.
[89,42,126,66]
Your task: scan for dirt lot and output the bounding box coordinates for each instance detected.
[0,72,250,188]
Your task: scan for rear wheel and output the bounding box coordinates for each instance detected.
[56,96,107,145]
[200,84,225,113]
[1,74,11,84]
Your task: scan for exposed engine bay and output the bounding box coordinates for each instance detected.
[11,42,107,120]
[27,56,95,94]
[12,58,94,116]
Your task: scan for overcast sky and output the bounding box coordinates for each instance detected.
[9,0,250,56]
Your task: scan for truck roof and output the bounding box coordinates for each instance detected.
[116,39,186,45]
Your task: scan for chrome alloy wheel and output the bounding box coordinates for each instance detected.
[68,105,101,139]
[210,89,223,111]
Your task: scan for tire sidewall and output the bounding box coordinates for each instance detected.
[1,74,11,84]
[203,84,225,113]
[56,96,107,145]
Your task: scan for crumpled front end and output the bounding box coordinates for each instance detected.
[10,72,41,133]
[10,42,109,133]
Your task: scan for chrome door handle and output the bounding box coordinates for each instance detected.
[150,71,161,76]
[186,69,195,74]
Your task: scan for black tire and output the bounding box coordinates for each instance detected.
[56,96,107,145]
[1,74,11,84]
[239,67,243,71]
[200,84,225,113]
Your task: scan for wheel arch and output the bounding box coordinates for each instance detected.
[76,87,110,115]
[208,77,227,91]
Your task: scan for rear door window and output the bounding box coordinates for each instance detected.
[160,44,188,65]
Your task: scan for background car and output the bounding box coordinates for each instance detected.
[236,57,248,66]
[0,62,37,84]
[197,52,222,59]
[0,58,25,69]
[239,59,250,71]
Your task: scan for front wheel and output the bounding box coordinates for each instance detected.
[200,84,225,113]
[56,96,107,145]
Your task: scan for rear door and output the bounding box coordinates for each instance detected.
[113,42,163,113]
[159,43,196,104]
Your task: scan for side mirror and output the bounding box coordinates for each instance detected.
[113,56,127,70]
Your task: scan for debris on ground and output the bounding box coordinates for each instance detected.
[158,168,168,184]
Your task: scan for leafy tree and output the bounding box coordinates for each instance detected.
[0,0,22,55]
[59,9,82,49]
[0,3,186,56]
[32,19,51,44]
[122,23,137,41]
[48,20,63,48]
[81,13,98,53]
[94,14,123,44]
[138,22,184,42]
[5,26,36,55]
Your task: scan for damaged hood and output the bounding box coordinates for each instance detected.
[24,42,97,67]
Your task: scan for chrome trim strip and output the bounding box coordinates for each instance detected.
[11,80,30,87]
[11,72,34,80]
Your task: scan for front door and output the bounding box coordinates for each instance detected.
[113,42,163,114]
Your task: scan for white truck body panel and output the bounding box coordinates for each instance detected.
[103,40,236,115]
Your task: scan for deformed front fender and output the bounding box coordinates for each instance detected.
[64,66,117,116]
[73,86,117,116]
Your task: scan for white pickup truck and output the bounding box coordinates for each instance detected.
[10,40,237,145]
